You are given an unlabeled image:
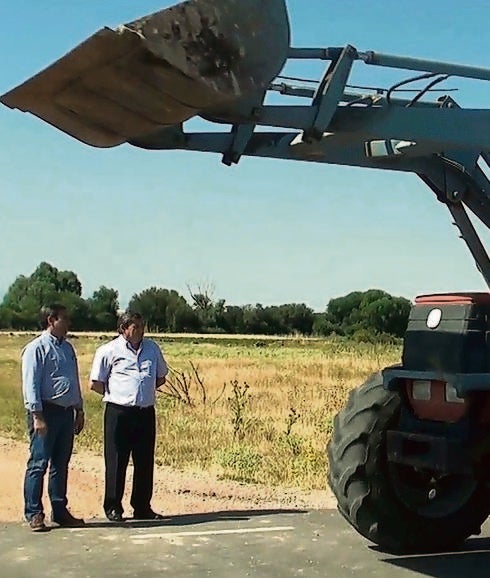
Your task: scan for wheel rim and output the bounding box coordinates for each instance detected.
[388,463,478,518]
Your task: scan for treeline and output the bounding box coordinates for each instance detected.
[0,262,411,338]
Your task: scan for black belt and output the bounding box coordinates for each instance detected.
[106,402,154,411]
[42,401,75,411]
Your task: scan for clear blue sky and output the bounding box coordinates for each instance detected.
[1,1,489,310]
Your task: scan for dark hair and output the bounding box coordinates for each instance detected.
[40,304,67,329]
[117,311,144,334]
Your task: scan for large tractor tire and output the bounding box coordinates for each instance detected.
[327,373,490,553]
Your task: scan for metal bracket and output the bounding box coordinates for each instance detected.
[420,161,490,289]
[446,202,490,289]
[222,123,257,166]
[303,45,357,142]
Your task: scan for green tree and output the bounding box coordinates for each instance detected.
[1,262,85,329]
[222,305,246,334]
[187,284,228,333]
[274,303,315,335]
[0,305,12,329]
[242,304,269,334]
[57,270,82,296]
[87,286,119,331]
[312,312,339,336]
[363,295,411,337]
[324,289,411,338]
[128,287,200,332]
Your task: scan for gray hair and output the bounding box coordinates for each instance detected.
[117,311,144,334]
[40,304,67,329]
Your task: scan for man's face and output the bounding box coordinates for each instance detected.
[123,319,145,344]
[49,310,70,337]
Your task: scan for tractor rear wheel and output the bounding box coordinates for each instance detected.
[327,373,490,553]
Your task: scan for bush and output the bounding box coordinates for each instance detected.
[216,444,263,483]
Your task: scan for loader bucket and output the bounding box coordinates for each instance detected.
[0,0,290,148]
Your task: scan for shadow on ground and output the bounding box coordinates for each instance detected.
[54,508,307,530]
[377,537,490,578]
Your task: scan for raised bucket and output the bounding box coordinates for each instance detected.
[1,0,290,147]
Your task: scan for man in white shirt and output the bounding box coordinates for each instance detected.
[89,312,168,522]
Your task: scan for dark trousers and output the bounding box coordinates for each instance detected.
[103,403,156,515]
[24,404,75,521]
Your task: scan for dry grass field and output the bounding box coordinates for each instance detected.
[0,333,401,490]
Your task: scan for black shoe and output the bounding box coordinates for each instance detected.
[133,509,164,520]
[52,510,85,527]
[106,509,124,522]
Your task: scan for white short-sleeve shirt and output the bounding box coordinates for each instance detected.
[90,335,168,407]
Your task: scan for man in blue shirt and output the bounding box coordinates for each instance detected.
[22,304,85,531]
[90,311,168,522]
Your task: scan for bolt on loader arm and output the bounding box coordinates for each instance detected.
[1,0,490,285]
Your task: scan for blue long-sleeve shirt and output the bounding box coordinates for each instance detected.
[21,331,83,412]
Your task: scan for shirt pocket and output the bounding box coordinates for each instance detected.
[47,353,71,397]
[47,353,60,374]
[139,359,153,378]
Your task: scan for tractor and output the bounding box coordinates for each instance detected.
[2,0,490,553]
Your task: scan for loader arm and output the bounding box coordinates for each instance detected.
[1,0,490,284]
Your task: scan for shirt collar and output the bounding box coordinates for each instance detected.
[43,330,64,346]
[119,334,143,354]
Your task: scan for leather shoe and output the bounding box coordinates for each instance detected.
[106,509,124,522]
[52,510,85,527]
[29,513,48,532]
[133,509,165,520]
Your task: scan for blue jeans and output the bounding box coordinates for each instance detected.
[24,405,75,521]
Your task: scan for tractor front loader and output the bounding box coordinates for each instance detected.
[2,0,490,554]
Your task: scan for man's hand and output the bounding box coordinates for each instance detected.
[32,413,48,437]
[90,381,105,395]
[74,410,85,435]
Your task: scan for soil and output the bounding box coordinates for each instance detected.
[0,437,336,522]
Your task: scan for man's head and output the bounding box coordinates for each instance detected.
[40,304,70,338]
[118,311,145,346]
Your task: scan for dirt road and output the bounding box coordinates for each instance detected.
[0,436,335,522]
